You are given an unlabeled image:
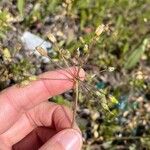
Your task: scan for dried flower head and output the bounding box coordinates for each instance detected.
[47,33,57,43]
[60,49,71,59]
[35,46,48,57]
[95,24,105,37]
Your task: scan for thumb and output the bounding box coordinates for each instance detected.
[39,129,82,150]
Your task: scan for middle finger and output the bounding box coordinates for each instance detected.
[0,101,78,147]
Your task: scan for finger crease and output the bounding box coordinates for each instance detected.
[52,105,63,130]
[24,112,37,128]
[41,80,52,98]
[5,92,21,113]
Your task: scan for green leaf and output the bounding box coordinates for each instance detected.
[53,95,71,107]
[2,48,11,62]
[124,39,149,69]
[17,0,25,17]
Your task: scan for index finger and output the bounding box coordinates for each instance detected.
[0,67,85,134]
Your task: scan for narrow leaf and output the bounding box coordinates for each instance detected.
[124,39,149,69]
[17,0,25,17]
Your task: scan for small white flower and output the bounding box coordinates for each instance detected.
[108,67,115,72]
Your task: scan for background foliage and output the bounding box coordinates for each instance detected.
[0,0,150,149]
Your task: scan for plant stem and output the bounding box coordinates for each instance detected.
[72,80,79,127]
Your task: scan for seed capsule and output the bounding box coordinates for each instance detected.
[47,33,57,43]
[95,24,105,36]
[35,46,48,57]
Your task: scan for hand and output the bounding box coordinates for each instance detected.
[0,67,85,150]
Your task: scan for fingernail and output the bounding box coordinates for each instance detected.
[56,129,82,150]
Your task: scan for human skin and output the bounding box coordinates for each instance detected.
[0,67,85,150]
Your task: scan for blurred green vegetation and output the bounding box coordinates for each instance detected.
[0,0,150,149]
[0,10,11,39]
